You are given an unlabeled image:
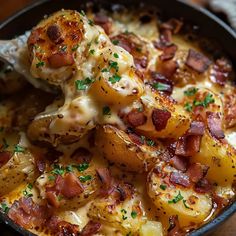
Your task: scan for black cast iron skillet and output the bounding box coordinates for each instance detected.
[0,0,235,235]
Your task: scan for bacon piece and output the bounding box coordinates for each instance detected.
[112,183,133,202]
[128,132,143,146]
[161,19,183,34]
[210,58,232,86]
[175,135,201,157]
[185,49,211,73]
[8,197,48,228]
[187,163,209,183]
[61,173,84,198]
[127,110,147,127]
[152,108,171,131]
[48,52,74,68]
[48,216,79,236]
[169,172,191,187]
[206,112,225,139]
[224,90,236,128]
[80,220,101,236]
[150,71,173,94]
[27,28,41,45]
[0,151,11,168]
[96,168,112,190]
[159,44,178,61]
[186,121,205,136]
[158,60,179,78]
[212,194,229,210]
[167,215,184,236]
[194,178,212,193]
[47,24,63,44]
[94,13,112,35]
[71,147,92,164]
[169,156,188,172]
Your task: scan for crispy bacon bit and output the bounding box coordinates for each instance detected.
[158,60,179,78]
[0,151,11,168]
[71,147,92,164]
[224,90,236,128]
[126,110,147,127]
[150,71,173,94]
[94,13,112,35]
[170,156,188,172]
[8,197,48,228]
[36,158,46,173]
[161,19,183,34]
[48,216,79,236]
[96,168,112,190]
[210,58,232,86]
[206,112,225,139]
[167,215,183,236]
[80,220,101,236]
[187,121,205,136]
[169,172,191,187]
[113,183,133,201]
[194,178,212,193]
[27,28,41,45]
[175,135,201,157]
[48,52,74,68]
[47,24,63,44]
[152,108,171,131]
[159,44,178,61]
[61,173,84,198]
[213,194,229,210]
[187,163,209,183]
[128,132,143,146]
[185,49,211,73]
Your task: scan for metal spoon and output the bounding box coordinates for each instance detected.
[0,32,53,92]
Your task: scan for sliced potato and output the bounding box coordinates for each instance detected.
[95,125,163,172]
[147,165,212,227]
[140,221,163,236]
[192,131,236,186]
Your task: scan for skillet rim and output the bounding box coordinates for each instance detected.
[0,0,235,235]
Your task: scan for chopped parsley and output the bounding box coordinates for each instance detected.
[184,102,193,112]
[75,163,89,172]
[48,175,56,181]
[193,93,215,108]
[146,139,155,146]
[168,191,184,204]
[0,203,9,213]
[184,87,199,97]
[51,165,65,176]
[114,53,119,58]
[160,184,167,190]
[66,165,73,173]
[121,209,128,220]
[152,82,170,91]
[88,19,94,26]
[79,175,92,182]
[72,44,79,51]
[75,77,94,90]
[14,145,25,153]
[112,39,119,45]
[89,49,95,55]
[101,68,108,72]
[23,184,33,197]
[61,45,67,52]
[131,211,137,219]
[140,135,146,144]
[108,74,121,84]
[80,10,86,16]
[36,61,45,68]
[183,199,192,209]
[2,138,9,149]
[103,106,111,116]
[108,60,119,72]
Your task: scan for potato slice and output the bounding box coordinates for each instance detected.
[95,125,164,172]
[140,221,163,236]
[147,165,212,227]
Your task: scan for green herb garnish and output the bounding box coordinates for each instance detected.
[112,40,119,45]
[184,102,193,112]
[51,165,65,176]
[66,165,73,173]
[75,163,89,172]
[75,77,94,90]
[160,184,167,190]
[183,199,191,209]
[36,61,45,68]
[184,87,198,97]
[88,19,94,26]
[168,191,184,204]
[152,82,169,91]
[131,211,137,219]
[14,145,25,153]
[103,106,111,116]
[108,60,119,72]
[72,44,79,51]
[108,74,121,84]
[114,53,119,58]
[80,10,86,16]
[0,203,9,213]
[146,139,155,146]
[89,49,95,55]
[79,175,92,182]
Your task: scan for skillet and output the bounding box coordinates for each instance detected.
[0,0,235,235]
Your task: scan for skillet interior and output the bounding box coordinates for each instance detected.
[0,0,235,235]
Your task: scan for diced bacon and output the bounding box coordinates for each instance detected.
[46,24,63,44]
[224,89,236,128]
[112,183,134,202]
[175,135,201,157]
[169,172,191,187]
[0,151,11,168]
[94,13,112,35]
[48,52,74,68]
[128,132,144,146]
[158,60,179,78]
[206,112,225,139]
[71,147,92,164]
[187,121,205,136]
[185,49,211,73]
[96,167,112,190]
[169,156,188,172]
[127,110,147,127]
[187,163,209,183]
[194,178,212,193]
[80,220,101,236]
[159,44,178,61]
[152,108,171,131]
[160,19,183,34]
[167,215,184,236]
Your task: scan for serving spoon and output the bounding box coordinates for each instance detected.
[0,32,53,92]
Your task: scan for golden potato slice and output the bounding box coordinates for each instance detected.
[95,125,164,172]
